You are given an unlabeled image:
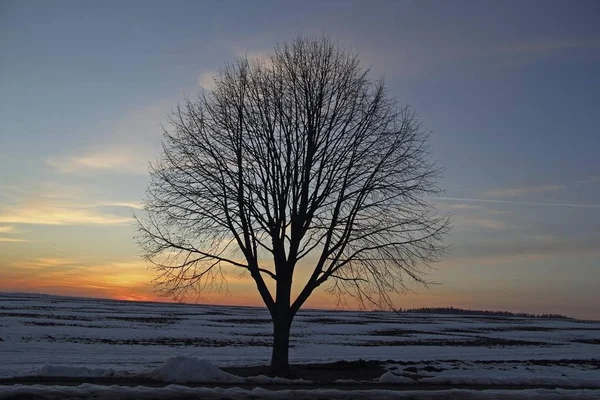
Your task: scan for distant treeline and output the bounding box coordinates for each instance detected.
[398,307,570,319]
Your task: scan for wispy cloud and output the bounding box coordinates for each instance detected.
[439,252,550,270]
[0,225,14,233]
[198,70,217,90]
[46,101,169,175]
[578,176,600,185]
[506,38,600,54]
[447,234,600,264]
[496,38,600,67]
[0,204,132,226]
[234,48,270,62]
[16,257,80,269]
[0,225,29,242]
[456,216,510,230]
[1,254,262,304]
[0,237,28,242]
[484,184,565,198]
[93,201,143,210]
[436,197,600,209]
[197,49,275,91]
[434,198,515,230]
[47,151,149,175]
[0,180,141,226]
[1,257,157,301]
[444,204,481,210]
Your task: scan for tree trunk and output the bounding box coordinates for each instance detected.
[270,265,293,374]
[270,316,291,374]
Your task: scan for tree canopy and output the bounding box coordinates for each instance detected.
[136,36,449,371]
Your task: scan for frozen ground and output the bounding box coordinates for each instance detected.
[1,292,599,390]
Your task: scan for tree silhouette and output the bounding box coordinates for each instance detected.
[136,36,449,373]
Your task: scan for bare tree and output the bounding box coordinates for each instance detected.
[136,36,449,373]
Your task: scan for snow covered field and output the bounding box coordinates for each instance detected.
[1,292,599,391]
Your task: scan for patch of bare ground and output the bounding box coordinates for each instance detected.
[347,337,555,347]
[212,318,272,324]
[573,339,600,345]
[305,318,369,325]
[224,359,387,382]
[107,316,179,324]
[370,329,433,336]
[1,312,180,325]
[21,321,122,329]
[20,335,277,347]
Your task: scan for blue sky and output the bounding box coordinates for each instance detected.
[1,0,599,317]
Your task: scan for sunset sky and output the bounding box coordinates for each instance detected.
[1,0,599,319]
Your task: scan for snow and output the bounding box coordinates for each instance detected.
[419,369,600,388]
[22,357,246,383]
[0,385,599,399]
[29,365,124,378]
[1,292,599,388]
[376,371,415,384]
[246,375,313,384]
[135,355,245,383]
[383,360,600,388]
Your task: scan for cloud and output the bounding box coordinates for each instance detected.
[47,151,149,175]
[0,204,132,226]
[1,257,158,301]
[484,184,565,198]
[441,203,511,231]
[456,216,509,230]
[446,233,600,266]
[47,101,169,175]
[197,50,272,94]
[349,34,600,80]
[437,197,600,209]
[506,39,600,54]
[496,38,600,67]
[17,181,142,210]
[0,225,29,242]
[16,257,79,269]
[446,204,480,210]
[234,48,270,61]
[198,70,217,90]
[0,181,140,226]
[438,244,595,272]
[433,199,514,230]
[0,225,14,233]
[3,253,267,305]
[578,176,600,185]
[93,201,143,210]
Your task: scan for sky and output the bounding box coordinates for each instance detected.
[1,0,599,319]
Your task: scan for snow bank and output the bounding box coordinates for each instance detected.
[137,355,245,383]
[1,385,599,399]
[376,371,415,384]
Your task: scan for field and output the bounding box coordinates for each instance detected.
[1,292,599,398]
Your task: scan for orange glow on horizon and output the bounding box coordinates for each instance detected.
[5,255,591,317]
[0,271,464,311]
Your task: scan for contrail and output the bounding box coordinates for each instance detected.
[434,197,600,209]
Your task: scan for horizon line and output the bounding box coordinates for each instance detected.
[1,290,595,321]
